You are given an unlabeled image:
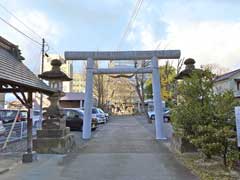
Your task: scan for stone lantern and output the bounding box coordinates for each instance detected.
[33,59,75,154]
[39,59,72,91]
[175,58,196,80]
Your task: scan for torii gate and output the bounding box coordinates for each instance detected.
[65,50,180,140]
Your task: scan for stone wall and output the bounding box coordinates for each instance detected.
[170,133,197,153]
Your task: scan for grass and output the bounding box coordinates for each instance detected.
[163,141,240,180]
[174,151,240,180]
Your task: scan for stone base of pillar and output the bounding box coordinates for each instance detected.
[33,127,75,154]
[22,151,38,163]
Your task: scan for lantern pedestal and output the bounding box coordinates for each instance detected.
[22,151,38,163]
[33,92,76,154]
[33,128,75,154]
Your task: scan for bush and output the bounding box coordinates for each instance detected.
[172,69,240,167]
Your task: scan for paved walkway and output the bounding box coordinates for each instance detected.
[0,115,197,180]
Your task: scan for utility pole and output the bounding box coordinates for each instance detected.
[39,38,45,128]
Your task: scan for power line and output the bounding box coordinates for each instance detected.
[131,0,144,26]
[117,0,144,50]
[0,3,42,39]
[0,16,42,46]
[117,0,143,49]
[0,3,60,55]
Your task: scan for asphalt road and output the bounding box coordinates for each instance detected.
[0,115,197,180]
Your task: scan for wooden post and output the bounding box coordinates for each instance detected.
[27,91,33,153]
[23,91,37,163]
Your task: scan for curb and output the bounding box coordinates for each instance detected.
[0,159,21,175]
[0,168,9,175]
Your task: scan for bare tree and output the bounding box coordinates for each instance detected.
[107,76,137,113]
[93,62,108,108]
[201,63,229,76]
[132,60,153,122]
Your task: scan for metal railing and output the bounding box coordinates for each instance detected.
[0,120,40,148]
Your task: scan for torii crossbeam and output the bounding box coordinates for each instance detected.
[65,50,181,140]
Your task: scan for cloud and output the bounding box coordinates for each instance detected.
[0,9,61,73]
[163,20,240,69]
[126,1,240,70]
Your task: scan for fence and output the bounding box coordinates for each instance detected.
[0,120,41,147]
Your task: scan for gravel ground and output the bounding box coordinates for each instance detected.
[0,115,170,154]
[0,139,27,153]
[0,115,197,180]
[0,123,105,154]
[135,114,173,139]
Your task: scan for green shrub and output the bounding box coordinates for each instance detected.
[172,69,240,167]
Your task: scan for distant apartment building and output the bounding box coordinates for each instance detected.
[213,68,240,99]
[109,58,137,68]
[72,73,86,93]
[44,54,73,92]
[60,92,97,108]
[110,61,135,68]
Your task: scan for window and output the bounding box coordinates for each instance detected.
[98,109,104,113]
[78,110,84,118]
[0,110,17,118]
[33,111,40,116]
[67,110,80,118]
[92,108,98,114]
[20,111,28,118]
[237,81,240,91]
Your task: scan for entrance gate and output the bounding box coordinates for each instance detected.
[65,50,180,139]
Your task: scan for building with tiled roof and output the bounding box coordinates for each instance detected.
[213,68,240,98]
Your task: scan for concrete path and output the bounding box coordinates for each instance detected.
[0,115,197,180]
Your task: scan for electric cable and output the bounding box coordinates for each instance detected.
[0,3,42,39]
[117,0,144,50]
[0,16,42,46]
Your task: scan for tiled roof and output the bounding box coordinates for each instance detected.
[214,69,240,82]
[0,38,55,94]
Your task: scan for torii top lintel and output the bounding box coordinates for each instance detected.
[64,50,181,60]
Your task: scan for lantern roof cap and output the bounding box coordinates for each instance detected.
[38,59,72,81]
[51,59,62,66]
[184,58,195,65]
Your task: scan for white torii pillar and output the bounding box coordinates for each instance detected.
[82,57,94,139]
[151,56,166,139]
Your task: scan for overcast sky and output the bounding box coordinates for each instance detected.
[1,0,240,73]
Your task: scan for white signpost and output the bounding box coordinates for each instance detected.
[235,106,240,147]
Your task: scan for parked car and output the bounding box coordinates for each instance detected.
[148,108,171,122]
[64,108,97,131]
[97,108,109,121]
[0,109,27,123]
[92,107,106,124]
[32,110,42,127]
[0,120,6,136]
[80,107,107,124]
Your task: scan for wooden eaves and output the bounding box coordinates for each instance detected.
[0,36,56,97]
